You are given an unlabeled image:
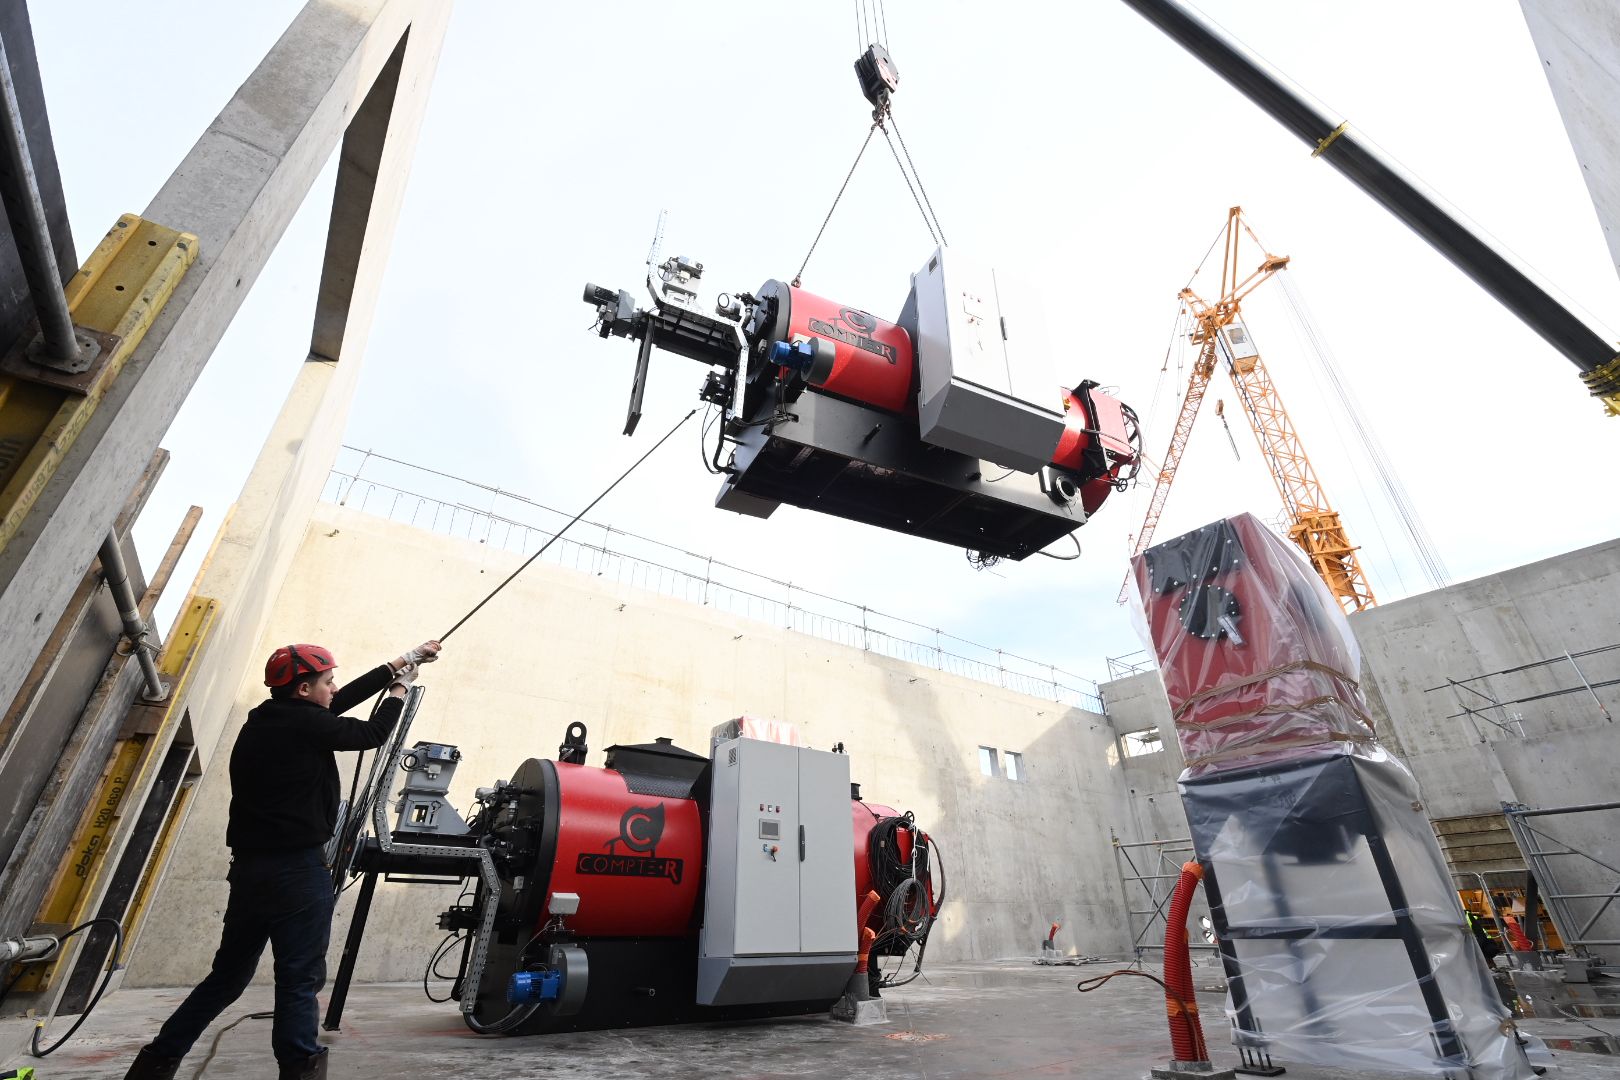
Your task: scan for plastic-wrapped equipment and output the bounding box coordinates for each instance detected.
[1129,516,1371,779]
[709,716,807,748]
[1131,514,1533,1080]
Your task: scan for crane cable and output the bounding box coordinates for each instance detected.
[794,122,880,288]
[1274,271,1450,589]
[886,114,947,246]
[795,1,946,286]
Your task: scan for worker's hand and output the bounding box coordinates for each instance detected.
[407,641,441,664]
[395,641,441,670]
[388,662,419,696]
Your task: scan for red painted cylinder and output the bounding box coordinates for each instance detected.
[1052,386,1133,472]
[1052,385,1138,512]
[785,286,915,415]
[852,801,901,900]
[541,762,703,938]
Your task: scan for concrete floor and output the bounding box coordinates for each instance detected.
[24,960,1620,1079]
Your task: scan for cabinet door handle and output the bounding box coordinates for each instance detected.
[799,824,806,862]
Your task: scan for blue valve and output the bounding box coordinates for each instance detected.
[507,967,562,1005]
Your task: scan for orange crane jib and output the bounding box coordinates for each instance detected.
[1120,207,1376,615]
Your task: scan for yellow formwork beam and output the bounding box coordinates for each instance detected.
[0,215,197,555]
[10,596,218,993]
[117,597,218,953]
[10,739,143,993]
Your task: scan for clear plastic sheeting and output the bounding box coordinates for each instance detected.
[709,716,806,748]
[1129,515,1370,779]
[1132,514,1533,1079]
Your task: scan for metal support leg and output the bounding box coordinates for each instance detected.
[322,870,377,1031]
[0,29,81,368]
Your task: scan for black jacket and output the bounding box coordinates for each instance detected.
[226,664,402,853]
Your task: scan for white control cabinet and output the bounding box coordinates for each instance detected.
[912,246,1065,473]
[697,738,856,1006]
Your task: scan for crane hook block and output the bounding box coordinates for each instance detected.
[854,44,899,115]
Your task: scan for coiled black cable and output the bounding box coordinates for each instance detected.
[866,814,944,988]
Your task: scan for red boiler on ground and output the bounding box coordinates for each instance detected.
[455,726,942,1034]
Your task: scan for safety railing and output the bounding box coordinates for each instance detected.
[1426,645,1619,739]
[321,449,1104,712]
[1106,650,1156,682]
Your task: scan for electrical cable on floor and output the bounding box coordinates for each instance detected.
[191,1011,273,1080]
[29,918,125,1057]
[1076,968,1209,1061]
[439,408,697,642]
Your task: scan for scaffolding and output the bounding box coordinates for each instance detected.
[1426,643,1619,736]
[1502,800,1620,972]
[1112,834,1217,963]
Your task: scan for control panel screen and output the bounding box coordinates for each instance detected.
[758,819,780,840]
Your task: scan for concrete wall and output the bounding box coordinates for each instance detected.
[130,503,1143,985]
[1352,535,1620,819]
[1521,0,1620,277]
[132,495,1620,986]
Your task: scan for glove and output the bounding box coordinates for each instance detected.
[403,641,441,665]
[389,662,419,692]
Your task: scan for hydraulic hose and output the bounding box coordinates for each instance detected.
[1163,860,1210,1063]
[854,890,881,975]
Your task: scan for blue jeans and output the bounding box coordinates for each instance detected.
[150,847,334,1063]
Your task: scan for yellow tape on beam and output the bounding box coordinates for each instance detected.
[0,215,198,555]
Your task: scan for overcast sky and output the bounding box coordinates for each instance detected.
[33,1,1619,687]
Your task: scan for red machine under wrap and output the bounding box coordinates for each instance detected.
[1129,513,1371,778]
[786,285,916,415]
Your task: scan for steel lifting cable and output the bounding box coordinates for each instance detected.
[438,409,697,642]
[880,124,938,247]
[887,113,946,246]
[802,0,948,284]
[794,122,880,287]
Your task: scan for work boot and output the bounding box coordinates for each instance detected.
[123,1044,183,1080]
[277,1048,329,1080]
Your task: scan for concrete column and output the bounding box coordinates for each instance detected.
[0,0,450,734]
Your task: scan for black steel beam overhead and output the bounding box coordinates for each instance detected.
[1119,0,1620,412]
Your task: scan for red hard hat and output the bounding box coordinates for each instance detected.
[264,644,337,688]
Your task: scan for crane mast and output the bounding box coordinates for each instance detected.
[1122,207,1377,614]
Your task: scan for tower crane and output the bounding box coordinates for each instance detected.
[1120,207,1377,614]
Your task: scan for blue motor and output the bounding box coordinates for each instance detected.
[507,968,561,1005]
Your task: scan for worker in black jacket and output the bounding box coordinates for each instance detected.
[124,639,442,1080]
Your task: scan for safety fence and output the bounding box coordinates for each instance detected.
[321,448,1104,712]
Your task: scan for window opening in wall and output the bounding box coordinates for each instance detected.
[1005,751,1023,781]
[978,746,999,777]
[1122,727,1164,757]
